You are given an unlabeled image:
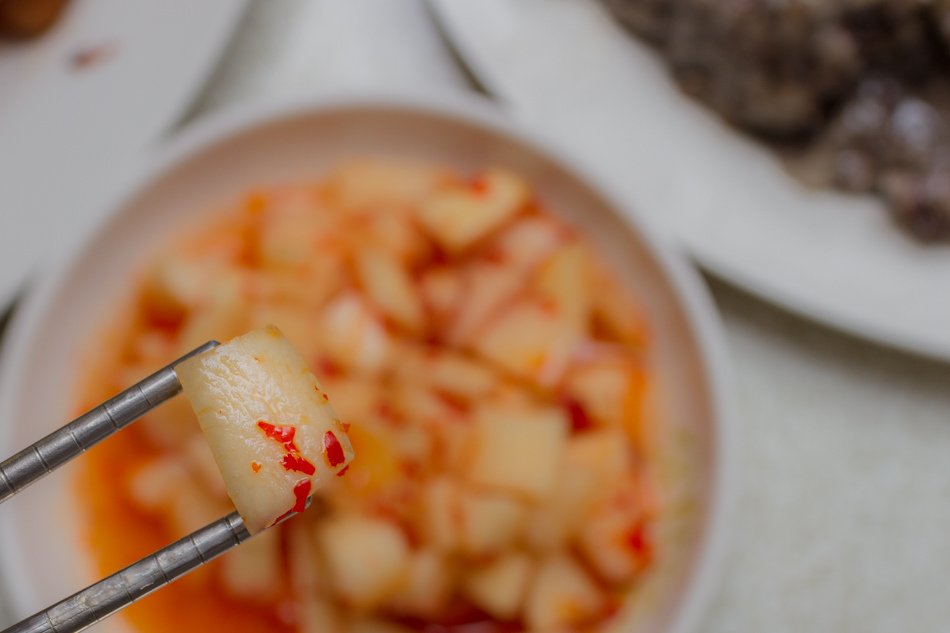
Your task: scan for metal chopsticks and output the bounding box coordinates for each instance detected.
[0,341,218,502]
[8,512,251,633]
[0,340,278,633]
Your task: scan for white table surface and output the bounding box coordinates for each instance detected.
[8,1,950,632]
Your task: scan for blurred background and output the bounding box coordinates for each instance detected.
[2,2,950,632]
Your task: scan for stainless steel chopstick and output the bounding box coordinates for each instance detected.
[3,512,252,633]
[0,341,218,503]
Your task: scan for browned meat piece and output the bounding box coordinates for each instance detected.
[606,0,950,240]
[664,0,862,137]
[0,0,69,39]
[814,78,950,240]
[607,0,940,137]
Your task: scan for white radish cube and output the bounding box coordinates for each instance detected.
[566,356,649,450]
[490,217,565,273]
[316,515,410,609]
[384,548,454,617]
[420,477,460,551]
[471,299,579,384]
[522,467,597,551]
[464,405,568,498]
[258,189,334,268]
[177,326,354,533]
[577,508,652,584]
[219,527,282,601]
[417,169,528,253]
[395,346,498,399]
[524,556,605,630]
[449,262,524,344]
[320,293,393,373]
[565,428,633,486]
[463,552,533,619]
[457,489,526,555]
[329,159,447,211]
[354,249,424,332]
[419,266,462,319]
[533,241,590,331]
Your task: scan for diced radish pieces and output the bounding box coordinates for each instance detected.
[578,507,654,584]
[524,555,606,630]
[320,293,393,373]
[522,467,597,551]
[488,216,565,273]
[219,527,282,601]
[420,477,460,552]
[419,266,463,321]
[257,189,334,267]
[591,266,651,346]
[384,548,454,618]
[176,273,247,355]
[463,552,533,620]
[533,241,591,331]
[394,346,498,399]
[449,262,525,344]
[457,489,526,556]
[328,160,447,211]
[565,427,634,487]
[249,304,324,361]
[316,515,411,609]
[354,249,425,332]
[464,405,568,498]
[176,326,353,533]
[417,169,528,253]
[565,355,650,450]
[471,298,581,385]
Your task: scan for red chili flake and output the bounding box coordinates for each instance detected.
[250,461,262,473]
[335,465,350,478]
[376,401,398,421]
[563,397,593,432]
[281,453,316,476]
[271,478,312,525]
[259,420,316,474]
[469,175,489,195]
[340,421,352,433]
[315,357,344,378]
[290,478,311,513]
[480,247,507,265]
[70,42,118,70]
[434,390,470,416]
[257,420,299,452]
[538,297,558,315]
[323,430,346,468]
[625,522,653,567]
[322,393,330,402]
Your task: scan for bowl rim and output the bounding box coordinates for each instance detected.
[0,88,737,632]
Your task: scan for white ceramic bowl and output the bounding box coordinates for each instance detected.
[0,91,734,633]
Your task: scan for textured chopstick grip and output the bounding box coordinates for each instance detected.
[0,341,218,503]
[3,512,250,633]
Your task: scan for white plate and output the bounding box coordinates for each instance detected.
[430,0,950,361]
[0,91,734,633]
[0,0,247,306]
